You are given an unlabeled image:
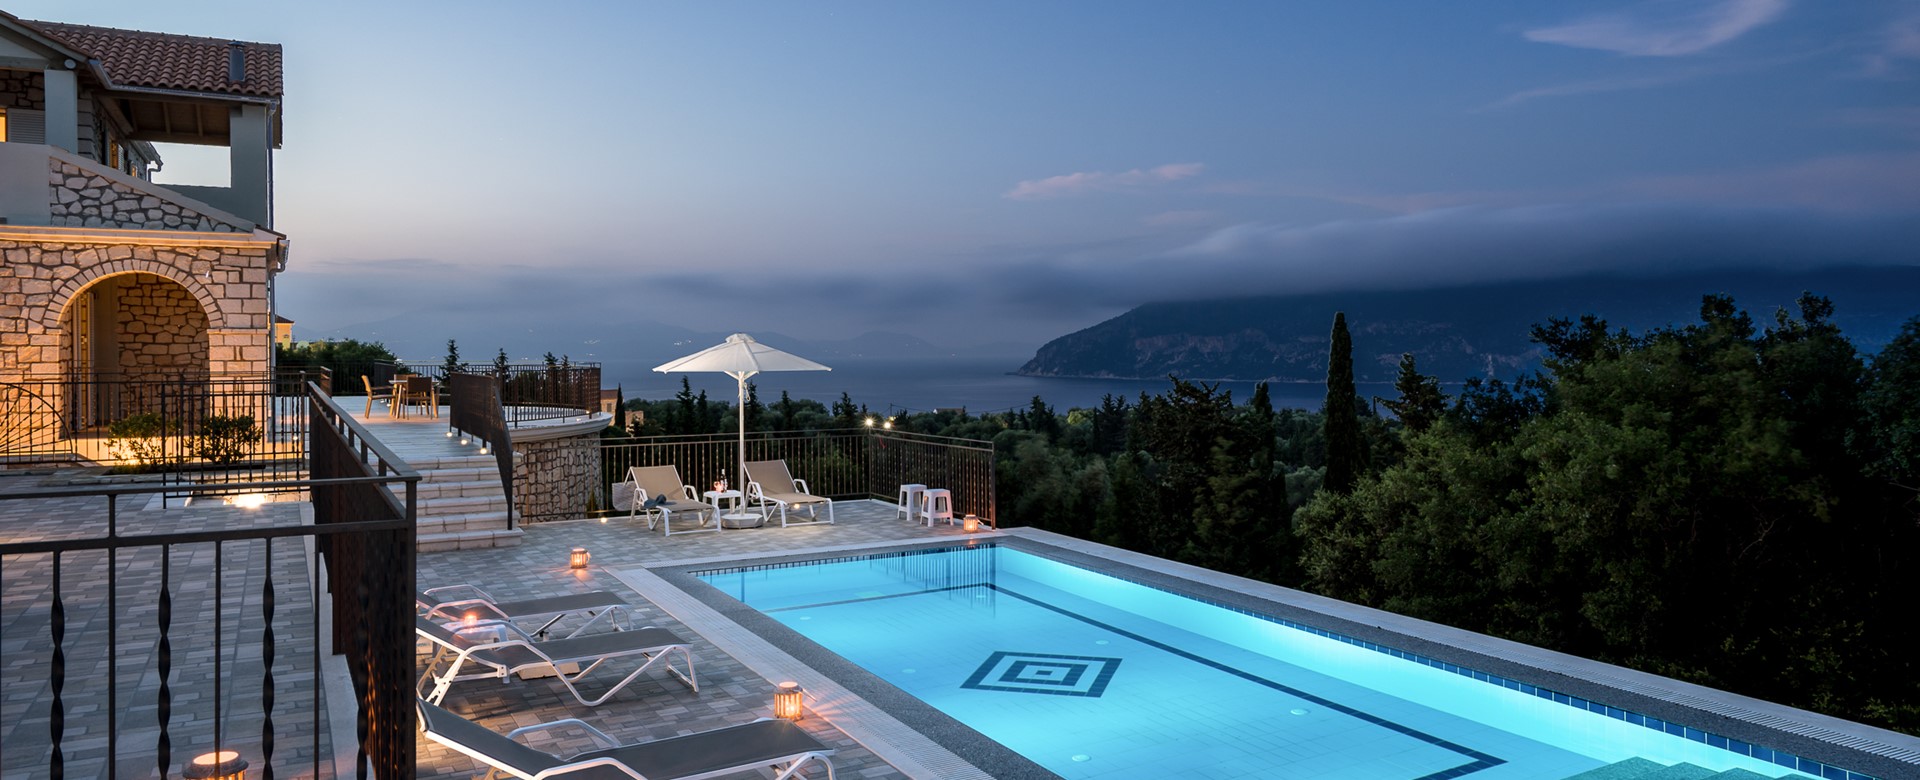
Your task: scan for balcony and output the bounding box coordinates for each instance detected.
[0,141,260,232]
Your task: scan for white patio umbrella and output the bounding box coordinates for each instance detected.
[652,334,831,510]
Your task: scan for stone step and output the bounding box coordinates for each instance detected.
[417,510,513,535]
[414,480,506,501]
[404,454,503,471]
[418,494,508,516]
[415,466,499,484]
[417,527,524,552]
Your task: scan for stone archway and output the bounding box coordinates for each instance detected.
[57,272,213,432]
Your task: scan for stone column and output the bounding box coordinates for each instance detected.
[42,67,78,154]
[228,104,272,227]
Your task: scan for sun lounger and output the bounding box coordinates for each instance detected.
[743,460,834,527]
[417,584,632,640]
[417,616,696,706]
[623,466,719,536]
[418,697,836,780]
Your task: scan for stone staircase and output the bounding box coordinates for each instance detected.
[407,454,523,551]
[1563,757,1817,780]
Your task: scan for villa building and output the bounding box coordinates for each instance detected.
[0,10,286,392]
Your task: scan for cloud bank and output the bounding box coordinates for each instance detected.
[1525,0,1788,57]
[286,197,1920,352]
[639,201,1920,328]
[1004,163,1204,200]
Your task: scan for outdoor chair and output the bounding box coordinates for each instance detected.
[402,375,438,418]
[417,584,632,640]
[744,460,834,527]
[361,374,394,417]
[622,466,718,536]
[418,697,837,780]
[416,616,696,707]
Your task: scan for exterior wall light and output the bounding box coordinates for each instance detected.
[772,681,805,721]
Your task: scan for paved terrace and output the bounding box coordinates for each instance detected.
[341,405,990,779]
[0,474,342,778]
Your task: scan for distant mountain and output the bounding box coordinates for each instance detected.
[1017,267,1920,383]
[305,313,1022,370]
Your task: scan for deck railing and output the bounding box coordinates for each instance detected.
[332,361,600,427]
[445,372,516,518]
[564,429,996,525]
[0,380,419,779]
[0,369,323,486]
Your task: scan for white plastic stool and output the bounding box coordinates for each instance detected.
[896,484,927,523]
[920,488,953,527]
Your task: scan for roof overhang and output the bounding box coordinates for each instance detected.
[103,84,283,148]
[0,12,91,66]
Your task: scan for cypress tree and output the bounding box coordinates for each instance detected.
[1383,353,1447,434]
[442,338,465,376]
[1323,311,1366,494]
[674,377,697,434]
[612,385,626,433]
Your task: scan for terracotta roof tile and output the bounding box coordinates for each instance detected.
[22,20,282,99]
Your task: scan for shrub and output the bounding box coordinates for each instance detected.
[194,414,262,464]
[107,413,180,470]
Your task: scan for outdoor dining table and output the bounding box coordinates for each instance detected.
[391,377,438,419]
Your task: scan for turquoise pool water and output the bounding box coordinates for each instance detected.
[696,544,1854,780]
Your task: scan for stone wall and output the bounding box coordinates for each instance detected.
[110,273,210,375]
[0,71,45,110]
[513,434,604,522]
[49,160,241,231]
[0,235,277,381]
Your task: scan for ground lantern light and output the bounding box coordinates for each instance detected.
[570,547,590,569]
[183,750,248,780]
[773,681,805,721]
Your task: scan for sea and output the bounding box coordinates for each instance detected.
[600,357,1399,415]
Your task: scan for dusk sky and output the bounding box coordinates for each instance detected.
[24,0,1920,354]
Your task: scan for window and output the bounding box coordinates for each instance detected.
[0,108,8,142]
[4,109,42,144]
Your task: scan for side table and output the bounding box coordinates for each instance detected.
[705,489,763,529]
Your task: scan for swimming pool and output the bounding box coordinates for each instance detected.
[695,543,1874,780]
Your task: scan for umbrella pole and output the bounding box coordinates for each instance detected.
[736,371,749,501]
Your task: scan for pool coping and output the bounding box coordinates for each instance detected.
[645,528,1920,780]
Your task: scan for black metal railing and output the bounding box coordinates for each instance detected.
[0,380,419,779]
[0,380,72,460]
[0,369,323,486]
[565,429,995,525]
[865,429,997,525]
[329,362,601,425]
[308,380,420,777]
[446,372,516,520]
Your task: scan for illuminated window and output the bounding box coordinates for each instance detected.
[0,109,8,142]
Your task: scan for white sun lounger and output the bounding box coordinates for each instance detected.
[743,460,834,527]
[417,584,632,639]
[417,616,696,707]
[623,465,719,536]
[418,697,836,780]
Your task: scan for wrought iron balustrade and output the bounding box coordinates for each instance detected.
[0,369,324,486]
[0,380,419,779]
[562,428,996,526]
